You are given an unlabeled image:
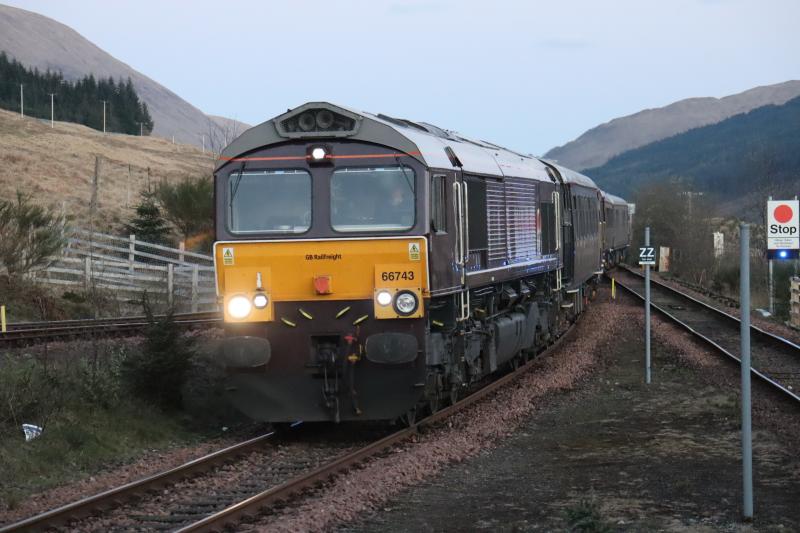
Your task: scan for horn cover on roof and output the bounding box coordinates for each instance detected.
[274,102,363,138]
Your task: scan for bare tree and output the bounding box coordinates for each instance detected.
[206,117,244,157]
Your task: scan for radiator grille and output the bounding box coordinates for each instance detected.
[504,177,538,262]
[486,179,507,263]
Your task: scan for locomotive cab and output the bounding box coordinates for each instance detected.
[214,104,431,422]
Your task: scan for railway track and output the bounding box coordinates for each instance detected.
[611,265,800,403]
[0,312,222,346]
[1,318,578,533]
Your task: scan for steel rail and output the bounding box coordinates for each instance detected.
[5,312,221,332]
[611,267,800,404]
[0,432,275,533]
[3,316,580,533]
[0,313,222,346]
[619,265,800,352]
[176,322,581,533]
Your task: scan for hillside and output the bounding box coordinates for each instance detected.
[0,107,214,229]
[545,80,800,170]
[584,96,800,217]
[0,4,249,146]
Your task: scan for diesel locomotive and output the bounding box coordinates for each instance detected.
[213,102,630,423]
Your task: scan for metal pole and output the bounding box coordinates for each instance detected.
[645,226,651,384]
[49,93,54,128]
[768,260,774,314]
[20,84,23,117]
[768,196,774,315]
[102,101,107,133]
[202,135,206,154]
[740,223,754,520]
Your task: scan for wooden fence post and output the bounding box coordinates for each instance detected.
[129,234,136,273]
[179,241,185,263]
[167,263,174,309]
[192,265,199,313]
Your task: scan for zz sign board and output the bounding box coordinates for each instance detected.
[639,246,656,266]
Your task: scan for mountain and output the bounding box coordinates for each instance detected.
[584,96,800,214]
[0,106,213,229]
[0,4,249,147]
[545,80,800,171]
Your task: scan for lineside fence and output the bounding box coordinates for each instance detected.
[32,229,218,313]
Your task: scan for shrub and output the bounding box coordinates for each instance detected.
[121,297,194,410]
[0,191,67,276]
[565,500,613,533]
[156,176,213,242]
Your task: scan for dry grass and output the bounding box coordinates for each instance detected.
[0,108,216,231]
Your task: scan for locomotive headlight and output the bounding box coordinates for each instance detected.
[228,295,252,319]
[311,147,327,161]
[253,292,269,309]
[376,290,392,307]
[393,291,419,316]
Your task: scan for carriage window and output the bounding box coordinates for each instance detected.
[228,169,311,234]
[431,174,447,233]
[331,166,415,232]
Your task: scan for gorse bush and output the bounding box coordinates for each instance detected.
[121,297,194,410]
[156,176,214,242]
[0,192,67,276]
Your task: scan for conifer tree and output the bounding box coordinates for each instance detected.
[125,189,172,245]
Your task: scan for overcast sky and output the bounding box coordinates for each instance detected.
[4,0,799,154]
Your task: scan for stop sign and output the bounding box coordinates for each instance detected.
[767,200,799,250]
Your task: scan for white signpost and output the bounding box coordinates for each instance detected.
[766,199,799,313]
[767,200,799,252]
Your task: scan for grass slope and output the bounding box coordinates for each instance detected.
[0,107,215,230]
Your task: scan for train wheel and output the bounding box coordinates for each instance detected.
[400,408,417,427]
[428,391,441,414]
[449,386,459,406]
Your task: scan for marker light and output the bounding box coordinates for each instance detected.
[311,147,327,161]
[394,291,419,316]
[779,250,788,259]
[253,293,269,309]
[376,290,392,307]
[228,295,252,319]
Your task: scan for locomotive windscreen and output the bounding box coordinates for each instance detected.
[228,169,311,234]
[330,166,415,232]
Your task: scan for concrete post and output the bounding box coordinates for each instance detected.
[740,223,754,520]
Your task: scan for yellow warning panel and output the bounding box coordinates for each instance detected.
[214,237,428,303]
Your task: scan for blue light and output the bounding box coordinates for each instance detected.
[779,250,788,259]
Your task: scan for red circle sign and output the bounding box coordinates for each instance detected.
[774,204,793,224]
